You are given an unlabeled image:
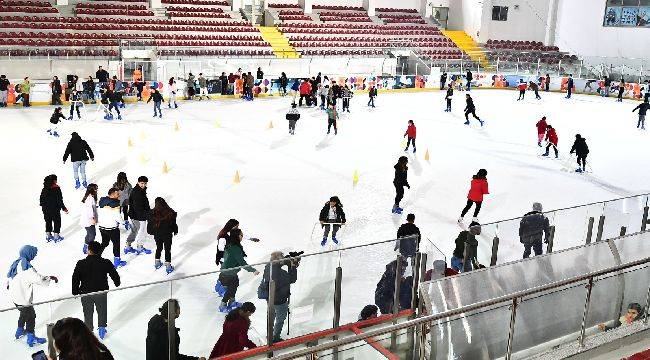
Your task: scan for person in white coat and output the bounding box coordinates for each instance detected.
[6,245,58,347]
[98,188,127,268]
[168,77,178,109]
[80,184,98,254]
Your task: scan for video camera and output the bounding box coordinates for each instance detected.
[282,251,304,267]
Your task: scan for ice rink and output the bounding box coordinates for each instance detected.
[1,88,648,358]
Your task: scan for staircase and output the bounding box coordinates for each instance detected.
[257,26,300,59]
[443,30,491,69]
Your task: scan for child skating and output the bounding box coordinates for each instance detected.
[326,104,338,135]
[458,169,489,223]
[147,88,163,118]
[404,120,416,153]
[543,125,559,158]
[536,116,548,147]
[286,102,300,135]
[319,196,346,246]
[47,107,66,137]
[445,83,453,112]
[392,156,410,214]
[464,94,483,126]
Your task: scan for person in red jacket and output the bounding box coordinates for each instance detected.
[209,302,257,358]
[535,116,548,147]
[458,169,489,223]
[298,79,311,107]
[403,120,416,153]
[517,80,527,101]
[543,125,559,158]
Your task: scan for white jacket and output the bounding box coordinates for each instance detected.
[79,196,97,228]
[97,197,123,230]
[8,266,50,306]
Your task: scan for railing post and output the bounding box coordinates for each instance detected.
[586,217,595,244]
[332,266,342,360]
[406,252,421,360]
[490,234,500,266]
[391,254,403,350]
[642,205,648,232]
[644,280,650,325]
[620,226,627,236]
[267,280,276,356]
[47,322,56,360]
[505,298,518,360]
[578,277,594,347]
[167,299,177,360]
[595,215,606,242]
[546,225,556,253]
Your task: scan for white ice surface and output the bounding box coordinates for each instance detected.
[0,89,648,358]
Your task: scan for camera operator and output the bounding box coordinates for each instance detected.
[258,251,299,342]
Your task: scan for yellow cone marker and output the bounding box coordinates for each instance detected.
[128,137,133,147]
[139,154,149,164]
[139,131,146,140]
[214,120,221,128]
[233,170,241,184]
[424,149,430,161]
[401,139,407,148]
[162,161,169,174]
[268,120,274,129]
[174,122,180,131]
[353,170,359,185]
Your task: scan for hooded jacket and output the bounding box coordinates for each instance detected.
[519,211,550,245]
[393,163,409,187]
[128,185,150,221]
[40,183,67,214]
[570,136,589,156]
[7,246,50,306]
[374,258,407,314]
[63,133,94,162]
[146,314,198,360]
[97,197,122,230]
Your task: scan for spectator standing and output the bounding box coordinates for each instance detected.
[545,74,550,92]
[466,70,473,91]
[21,77,31,107]
[519,203,550,258]
[246,72,255,99]
[96,66,109,87]
[319,196,346,246]
[51,76,63,105]
[63,132,95,189]
[440,72,447,90]
[147,197,178,274]
[146,299,205,360]
[219,72,228,96]
[40,174,68,242]
[186,72,196,99]
[7,245,56,347]
[98,188,127,268]
[79,183,98,254]
[395,213,421,260]
[0,74,9,107]
[84,76,96,103]
[617,80,626,102]
[71,241,121,339]
[566,74,574,99]
[51,317,114,359]
[197,73,208,100]
[279,72,288,96]
[259,252,298,342]
[375,257,408,314]
[126,176,152,255]
[209,302,257,357]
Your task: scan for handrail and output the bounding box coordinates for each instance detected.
[272,252,650,359]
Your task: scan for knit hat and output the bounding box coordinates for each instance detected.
[533,202,543,212]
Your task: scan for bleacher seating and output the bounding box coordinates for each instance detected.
[483,39,576,65]
[376,8,426,24]
[0,0,58,14]
[268,3,301,9]
[312,4,364,11]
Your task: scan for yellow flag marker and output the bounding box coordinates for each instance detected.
[128,137,133,147]
[214,120,221,128]
[424,149,430,161]
[162,162,169,174]
[139,131,146,140]
[268,120,274,129]
[233,170,241,184]
[401,139,407,148]
[174,122,180,131]
[353,170,359,185]
[139,154,149,164]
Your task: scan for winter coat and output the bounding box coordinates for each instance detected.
[280,75,288,87]
[209,315,256,357]
[466,71,473,81]
[519,211,550,245]
[342,87,353,99]
[286,108,300,121]
[21,80,31,93]
[40,184,67,214]
[368,87,377,97]
[97,197,122,230]
[405,124,416,139]
[452,230,478,269]
[393,164,409,187]
[259,263,297,305]
[395,222,421,258]
[79,196,97,228]
[147,211,178,238]
[96,69,109,83]
[198,76,207,88]
[326,107,338,120]
[536,118,548,134]
[332,84,342,98]
[374,258,407,314]
[445,87,453,99]
[567,77,574,88]
[467,177,489,202]
[51,79,62,94]
[221,243,256,275]
[71,255,120,295]
[63,133,94,162]
[50,112,66,125]
[8,266,50,306]
[546,128,558,146]
[0,77,9,91]
[299,81,311,95]
[633,102,649,116]
[146,314,198,360]
[570,137,589,156]
[257,70,264,79]
[530,82,539,91]
[128,185,150,221]
[113,80,125,92]
[319,202,346,224]
[147,91,163,103]
[518,83,527,91]
[465,97,476,111]
[113,180,132,206]
[440,74,447,83]
[246,75,254,88]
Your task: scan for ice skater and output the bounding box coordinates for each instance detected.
[617,80,625,102]
[80,183,98,254]
[543,125,559,158]
[392,156,410,214]
[466,70,472,91]
[326,103,338,135]
[218,229,260,312]
[445,83,453,112]
[63,132,94,189]
[342,84,352,112]
[530,81,541,100]
[101,88,122,120]
[286,102,300,135]
[464,94,483,126]
[570,134,589,173]
[98,187,127,268]
[368,85,377,108]
[125,175,153,255]
[113,172,132,230]
[632,99,648,129]
[318,82,328,110]
[566,74,574,99]
[403,120,416,153]
[517,79,527,101]
[440,72,447,90]
[68,89,83,120]
[147,88,163,118]
[168,77,178,109]
[535,116,548,147]
[47,107,66,137]
[147,197,178,274]
[319,196,346,245]
[458,169,489,223]
[40,174,68,242]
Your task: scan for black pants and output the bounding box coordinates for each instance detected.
[218,273,239,304]
[618,91,624,101]
[644,93,649,102]
[523,241,543,258]
[461,199,482,217]
[16,304,36,333]
[342,98,350,111]
[545,84,550,92]
[155,234,172,262]
[299,94,309,106]
[43,211,61,233]
[440,81,446,90]
[465,109,480,121]
[320,95,326,108]
[566,88,572,98]
[52,92,62,105]
[100,228,120,258]
[69,103,81,118]
[368,97,375,107]
[121,203,129,221]
[81,293,107,329]
[394,183,405,206]
[446,98,451,111]
[577,154,587,169]
[546,143,558,157]
[85,226,96,244]
[518,90,525,100]
[327,119,337,134]
[405,137,415,150]
[534,89,541,99]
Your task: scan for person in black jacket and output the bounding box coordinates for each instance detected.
[63,132,95,189]
[319,196,346,246]
[395,213,421,259]
[367,85,377,108]
[450,222,481,272]
[617,80,625,102]
[464,94,483,126]
[147,197,178,274]
[519,203,550,258]
[0,74,9,107]
[633,99,648,130]
[71,241,120,340]
[126,176,152,255]
[466,70,473,91]
[545,74,550,92]
[258,252,298,342]
[445,83,453,112]
[375,257,408,314]
[147,88,164,118]
[51,76,62,105]
[440,72,447,90]
[96,66,109,86]
[101,88,122,120]
[146,299,205,360]
[40,174,68,242]
[219,72,228,95]
[570,134,589,173]
[47,107,66,137]
[256,67,264,80]
[392,156,410,214]
[566,74,574,99]
[68,89,83,120]
[279,72,288,96]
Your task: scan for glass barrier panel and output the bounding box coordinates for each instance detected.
[602,196,648,238]
[475,222,497,267]
[493,218,525,265]
[548,205,592,251]
[613,230,650,263]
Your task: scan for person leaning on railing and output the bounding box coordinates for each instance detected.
[258,251,298,342]
[518,202,550,259]
[146,299,206,360]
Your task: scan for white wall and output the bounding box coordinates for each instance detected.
[374,0,419,10]
[554,0,650,59]
[448,0,485,38]
[312,0,363,6]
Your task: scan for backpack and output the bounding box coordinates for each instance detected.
[257,278,269,300]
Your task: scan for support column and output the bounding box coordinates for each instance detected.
[56,0,69,5]
[545,0,560,46]
[362,0,376,17]
[149,0,162,9]
[230,0,243,12]
[298,0,312,14]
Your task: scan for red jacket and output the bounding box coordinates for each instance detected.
[467,178,489,202]
[546,128,558,146]
[536,118,547,134]
[405,124,416,138]
[209,316,256,358]
[518,83,527,91]
[299,82,311,95]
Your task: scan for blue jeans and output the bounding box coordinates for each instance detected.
[73,161,87,183]
[450,256,463,271]
[153,101,162,116]
[273,302,289,341]
[108,102,121,115]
